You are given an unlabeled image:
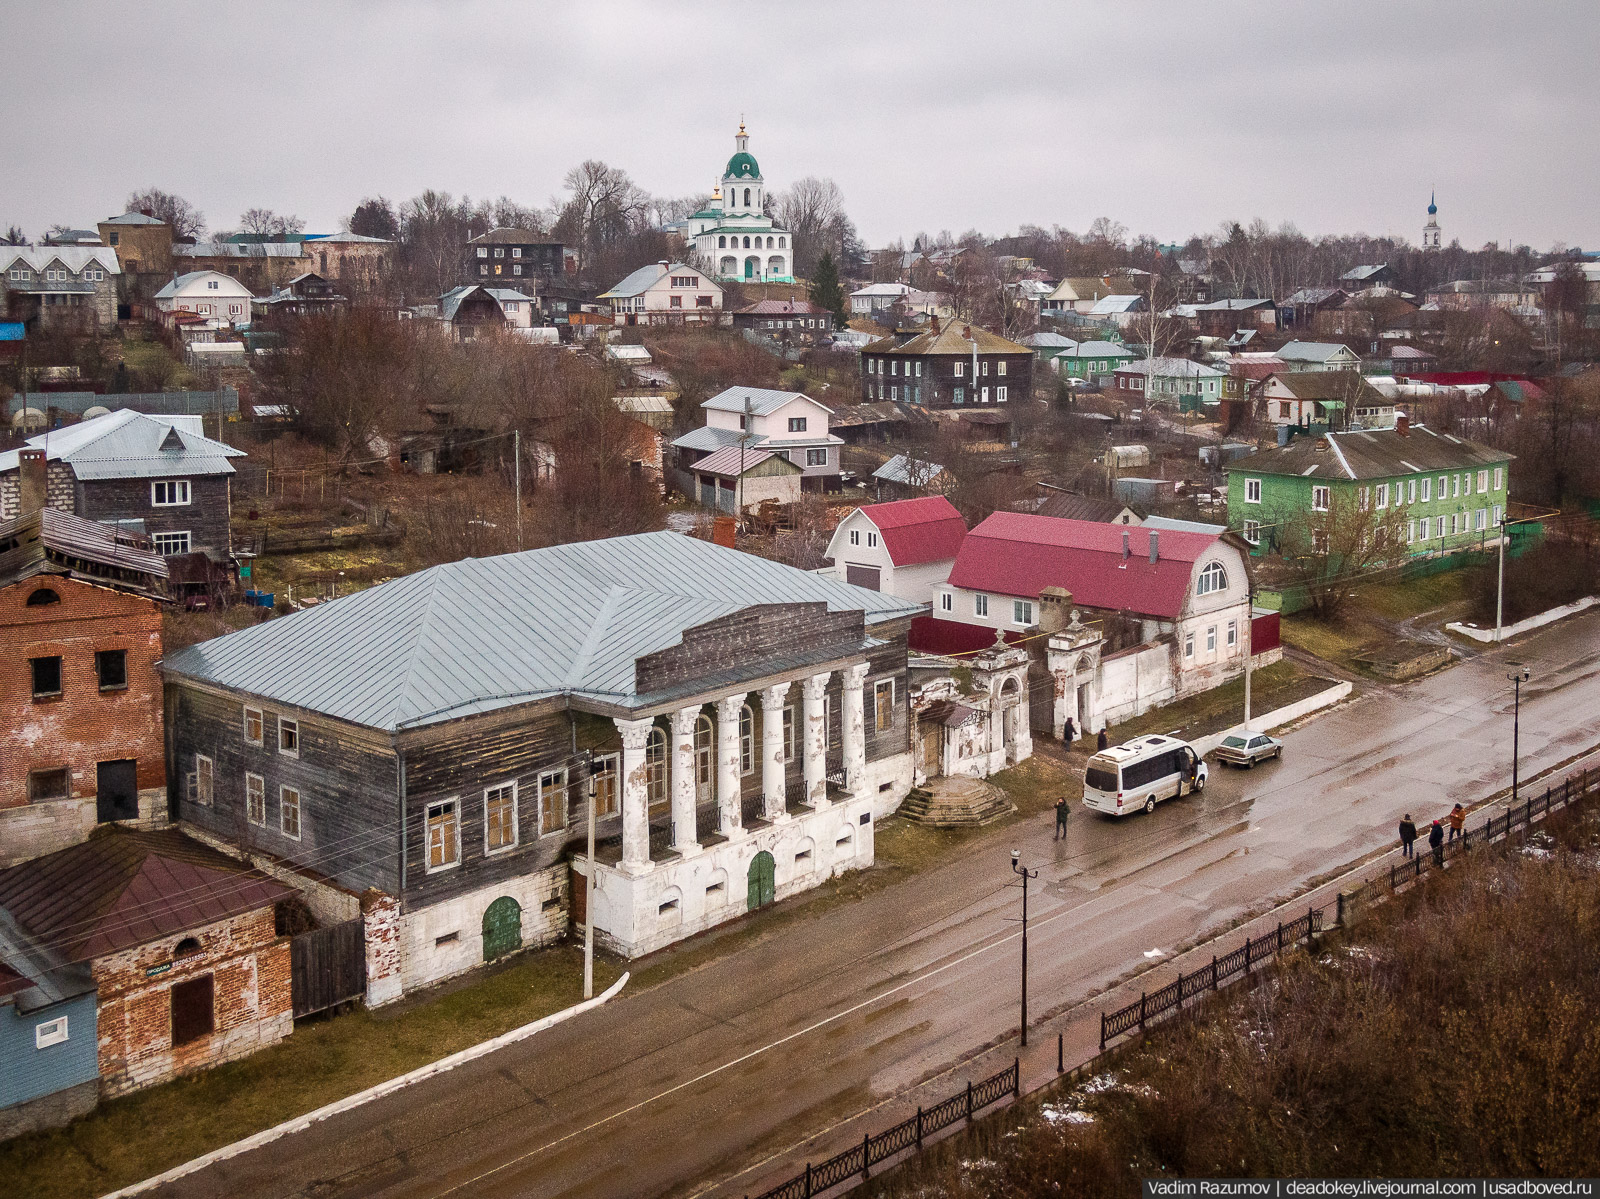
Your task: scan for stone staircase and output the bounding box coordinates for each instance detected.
[897,777,1015,828]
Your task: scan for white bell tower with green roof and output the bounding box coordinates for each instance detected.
[686,122,794,284]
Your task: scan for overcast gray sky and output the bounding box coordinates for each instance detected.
[5,1,1597,252]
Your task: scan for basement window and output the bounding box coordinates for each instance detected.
[434,932,459,947]
[35,1017,69,1049]
[28,768,69,801]
[658,899,679,914]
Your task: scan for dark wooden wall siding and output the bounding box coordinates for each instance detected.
[635,603,865,695]
[401,703,622,908]
[168,682,400,894]
[77,475,233,561]
[864,626,912,761]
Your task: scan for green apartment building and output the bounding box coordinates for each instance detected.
[1227,421,1512,558]
[1053,340,1135,382]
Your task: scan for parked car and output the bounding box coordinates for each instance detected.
[1214,731,1283,768]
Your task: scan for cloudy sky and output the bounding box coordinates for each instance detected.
[6,1,1597,252]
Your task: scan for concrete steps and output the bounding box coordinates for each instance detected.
[897,777,1014,828]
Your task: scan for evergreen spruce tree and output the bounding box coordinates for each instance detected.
[809,251,846,329]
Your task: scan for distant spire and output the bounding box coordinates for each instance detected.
[1427,190,1437,216]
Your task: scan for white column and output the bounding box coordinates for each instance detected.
[715,694,744,836]
[802,672,831,807]
[614,717,655,873]
[670,707,700,855]
[841,662,869,795]
[760,684,788,821]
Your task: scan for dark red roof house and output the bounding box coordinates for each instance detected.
[824,496,966,601]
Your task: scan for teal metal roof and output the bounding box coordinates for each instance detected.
[162,532,923,731]
[725,151,761,179]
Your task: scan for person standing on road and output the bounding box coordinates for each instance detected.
[1448,803,1466,843]
[1398,814,1418,858]
[1063,716,1076,744]
[1429,819,1445,866]
[1097,728,1109,751]
[1054,796,1070,840]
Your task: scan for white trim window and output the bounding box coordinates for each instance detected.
[974,593,989,617]
[1493,467,1503,491]
[425,799,458,870]
[245,772,266,827]
[278,717,299,758]
[939,592,953,612]
[1437,475,1447,499]
[866,531,878,548]
[1196,561,1228,596]
[1421,477,1432,502]
[1012,599,1034,625]
[1183,632,1195,660]
[192,754,213,806]
[1376,483,1388,509]
[280,785,302,840]
[35,1017,69,1049]
[998,360,1007,376]
[243,706,263,746]
[849,529,860,546]
[739,707,754,775]
[1477,470,1488,494]
[484,782,518,853]
[996,386,1008,402]
[1417,516,1431,541]
[873,679,895,732]
[1227,620,1237,648]
[151,479,191,506]
[1312,529,1330,553]
[1475,508,1487,531]
[782,706,795,762]
[1206,626,1217,652]
[1407,479,1417,504]
[1244,478,1262,504]
[1243,519,1261,545]
[538,769,567,836]
[152,531,190,555]
[1311,486,1330,512]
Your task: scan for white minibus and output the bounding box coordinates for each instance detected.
[1082,734,1207,816]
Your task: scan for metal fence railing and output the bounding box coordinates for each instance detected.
[1101,764,1598,1052]
[748,1060,1020,1199]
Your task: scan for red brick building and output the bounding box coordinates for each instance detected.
[0,828,293,1097]
[0,507,169,865]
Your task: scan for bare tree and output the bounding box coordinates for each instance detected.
[552,160,650,278]
[125,188,206,239]
[237,208,306,238]
[398,189,476,297]
[774,176,853,278]
[1260,489,1410,620]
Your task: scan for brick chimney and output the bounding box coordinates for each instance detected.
[712,514,736,548]
[1038,586,1075,634]
[1396,412,1410,436]
[18,448,47,515]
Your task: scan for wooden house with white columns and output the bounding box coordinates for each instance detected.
[161,532,922,995]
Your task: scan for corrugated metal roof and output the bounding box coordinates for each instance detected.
[1087,295,1141,315]
[1053,340,1134,360]
[599,262,694,299]
[1114,357,1223,379]
[101,211,166,225]
[690,444,793,477]
[0,408,245,479]
[856,496,966,565]
[1277,340,1358,363]
[703,387,830,418]
[0,246,120,274]
[153,271,255,299]
[1229,426,1513,481]
[672,425,745,453]
[870,454,945,487]
[162,532,925,731]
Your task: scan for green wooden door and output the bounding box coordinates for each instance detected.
[482,896,522,962]
[747,851,775,912]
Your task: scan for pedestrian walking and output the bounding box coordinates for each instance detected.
[1429,819,1445,867]
[1063,716,1076,744]
[1097,728,1109,751]
[1448,803,1465,844]
[1398,813,1417,859]
[1054,796,1070,839]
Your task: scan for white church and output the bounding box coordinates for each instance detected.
[685,123,796,284]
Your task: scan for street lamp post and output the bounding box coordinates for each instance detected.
[1508,666,1529,805]
[1010,849,1039,1047]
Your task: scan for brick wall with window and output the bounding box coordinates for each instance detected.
[0,576,165,858]
[91,905,291,1098]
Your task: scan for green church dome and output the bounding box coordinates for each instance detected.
[725,151,761,179]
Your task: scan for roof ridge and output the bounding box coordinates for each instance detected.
[386,562,459,727]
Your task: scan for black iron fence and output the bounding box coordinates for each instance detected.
[748,1060,1019,1199]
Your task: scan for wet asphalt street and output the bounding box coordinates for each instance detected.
[152,609,1600,1199]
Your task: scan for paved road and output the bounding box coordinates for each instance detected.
[156,610,1600,1199]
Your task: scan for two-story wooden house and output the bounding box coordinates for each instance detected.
[0,247,120,330]
[161,532,923,996]
[464,228,566,286]
[0,410,246,564]
[859,318,1033,409]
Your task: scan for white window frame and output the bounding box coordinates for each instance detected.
[1408,479,1417,504]
[1244,478,1261,504]
[1475,508,1487,531]
[1493,467,1503,491]
[1421,477,1432,502]
[280,785,302,840]
[1477,470,1489,494]
[152,531,190,555]
[538,769,567,837]
[243,706,263,746]
[1206,625,1217,653]
[193,754,213,807]
[953,362,964,378]
[738,708,754,776]
[1227,620,1237,647]
[151,479,191,507]
[278,717,299,758]
[782,706,796,763]
[245,772,266,827]
[35,1017,69,1049]
[939,592,953,612]
[1243,519,1260,545]
[998,360,1007,376]
[849,528,860,546]
[484,781,519,854]
[866,531,878,548]
[1013,599,1033,626]
[1376,483,1388,509]
[1312,486,1330,512]
[1183,633,1195,660]
[425,799,459,871]
[997,386,1008,402]
[974,593,989,617]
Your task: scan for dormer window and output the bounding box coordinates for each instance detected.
[207,280,219,289]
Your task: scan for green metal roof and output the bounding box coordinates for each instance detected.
[725,151,761,179]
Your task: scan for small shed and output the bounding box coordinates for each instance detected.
[688,444,802,514]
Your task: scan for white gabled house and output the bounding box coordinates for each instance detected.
[672,387,843,505]
[823,497,967,603]
[152,271,255,328]
[600,260,723,326]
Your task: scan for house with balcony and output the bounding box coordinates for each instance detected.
[671,387,842,501]
[162,532,923,979]
[1,247,120,330]
[599,261,722,326]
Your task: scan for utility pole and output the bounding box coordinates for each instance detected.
[583,771,598,1000]
[1495,514,1507,641]
[1507,666,1529,805]
[1010,849,1039,1047]
[512,428,523,550]
[737,396,753,517]
[1243,583,1254,729]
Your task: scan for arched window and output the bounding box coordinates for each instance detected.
[742,236,751,249]
[778,236,786,248]
[718,235,726,248]
[695,713,714,789]
[743,188,751,207]
[646,726,667,811]
[174,936,201,958]
[26,588,61,606]
[1196,560,1228,597]
[763,236,771,249]
[739,703,754,774]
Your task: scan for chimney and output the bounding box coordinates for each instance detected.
[712,514,736,549]
[1148,529,1159,564]
[1396,412,1410,436]
[18,448,47,515]
[1122,530,1131,562]
[1038,586,1074,634]
[929,315,939,333]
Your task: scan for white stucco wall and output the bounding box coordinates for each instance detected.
[397,865,566,992]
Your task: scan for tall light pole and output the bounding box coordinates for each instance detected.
[1495,514,1508,641]
[583,770,598,999]
[1507,666,1529,805]
[1010,849,1039,1047]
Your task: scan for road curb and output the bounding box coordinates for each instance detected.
[97,972,630,1199]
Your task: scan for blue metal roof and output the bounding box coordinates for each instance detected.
[0,323,23,342]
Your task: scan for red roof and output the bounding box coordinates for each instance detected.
[909,616,1024,655]
[947,512,1218,619]
[859,496,967,566]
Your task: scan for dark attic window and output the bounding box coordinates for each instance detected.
[26,588,61,606]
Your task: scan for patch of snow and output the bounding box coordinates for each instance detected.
[1041,1104,1095,1125]
[1080,1072,1119,1094]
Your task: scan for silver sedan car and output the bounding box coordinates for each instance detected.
[1214,731,1283,768]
